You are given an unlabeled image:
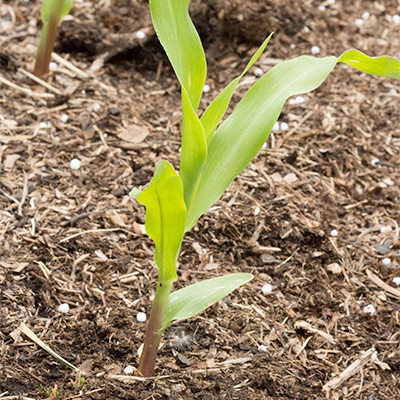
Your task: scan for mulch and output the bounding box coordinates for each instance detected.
[1,0,400,399]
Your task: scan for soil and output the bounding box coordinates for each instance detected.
[1,0,400,399]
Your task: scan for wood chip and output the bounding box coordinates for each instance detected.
[283,172,298,184]
[4,154,20,169]
[366,269,400,300]
[106,210,127,227]
[0,261,29,272]
[294,320,336,344]
[326,263,342,274]
[118,125,149,143]
[95,249,108,262]
[323,348,377,391]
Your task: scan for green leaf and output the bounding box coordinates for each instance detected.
[133,161,186,283]
[162,273,253,330]
[41,0,74,25]
[61,0,74,23]
[149,0,206,109]
[339,49,400,79]
[149,0,207,205]
[201,34,273,143]
[185,51,400,231]
[180,89,207,206]
[185,55,337,230]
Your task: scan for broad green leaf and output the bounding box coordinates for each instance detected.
[185,51,400,230]
[41,0,74,25]
[201,34,273,143]
[132,161,186,283]
[162,273,253,330]
[150,0,207,205]
[339,50,400,79]
[185,55,337,230]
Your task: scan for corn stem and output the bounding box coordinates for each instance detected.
[138,280,173,377]
[33,2,63,77]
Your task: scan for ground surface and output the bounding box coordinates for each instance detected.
[1,0,400,399]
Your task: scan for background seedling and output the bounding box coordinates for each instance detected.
[131,0,400,377]
[33,0,74,77]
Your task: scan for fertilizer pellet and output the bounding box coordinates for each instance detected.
[58,303,70,313]
[363,304,376,315]
[262,284,273,294]
[70,158,81,170]
[311,46,320,55]
[137,312,147,322]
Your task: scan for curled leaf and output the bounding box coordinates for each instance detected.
[339,49,400,79]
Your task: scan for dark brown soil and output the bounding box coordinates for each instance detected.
[1,0,400,399]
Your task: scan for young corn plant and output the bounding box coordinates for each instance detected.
[131,0,400,377]
[33,0,74,77]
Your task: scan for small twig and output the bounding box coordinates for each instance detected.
[323,347,377,391]
[74,370,83,389]
[51,52,117,94]
[0,188,20,205]
[295,336,312,357]
[19,323,79,372]
[0,133,37,141]
[275,248,298,269]
[366,269,400,300]
[66,209,107,226]
[343,199,368,210]
[17,171,28,216]
[94,125,109,148]
[60,227,136,243]
[19,68,62,95]
[64,387,105,400]
[51,52,89,79]
[294,320,336,344]
[0,121,40,142]
[108,374,173,383]
[249,243,281,254]
[0,221,10,241]
[34,261,51,280]
[0,74,54,98]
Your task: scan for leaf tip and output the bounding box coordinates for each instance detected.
[241,273,254,283]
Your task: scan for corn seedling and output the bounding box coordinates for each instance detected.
[33,0,74,77]
[131,0,400,377]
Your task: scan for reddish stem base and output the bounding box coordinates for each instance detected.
[138,281,173,377]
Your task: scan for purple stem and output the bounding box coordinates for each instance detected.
[138,280,173,377]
